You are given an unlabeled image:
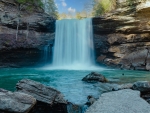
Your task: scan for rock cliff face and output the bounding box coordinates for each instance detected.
[0,0,55,67]
[93,0,150,71]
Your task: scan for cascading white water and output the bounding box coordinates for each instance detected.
[52,18,95,69]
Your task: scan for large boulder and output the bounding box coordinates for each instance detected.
[86,89,150,113]
[132,81,150,92]
[0,88,36,113]
[16,79,67,105]
[82,72,107,82]
[16,79,67,113]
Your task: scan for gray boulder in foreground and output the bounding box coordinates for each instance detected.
[86,89,150,113]
[16,79,67,105]
[0,88,36,113]
[82,72,107,82]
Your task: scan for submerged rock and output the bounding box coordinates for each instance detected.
[132,81,150,92]
[95,82,133,93]
[113,83,133,91]
[16,79,67,113]
[0,88,36,113]
[67,103,81,113]
[82,72,107,82]
[86,89,150,113]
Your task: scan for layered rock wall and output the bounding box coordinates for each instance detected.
[0,0,55,67]
[93,0,150,71]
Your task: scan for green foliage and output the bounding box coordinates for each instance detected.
[43,0,58,19]
[76,12,83,19]
[16,0,43,12]
[16,0,58,19]
[58,13,67,20]
[92,0,116,16]
[16,0,43,7]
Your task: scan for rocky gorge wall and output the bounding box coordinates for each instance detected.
[93,0,150,71]
[1,0,150,71]
[0,0,55,67]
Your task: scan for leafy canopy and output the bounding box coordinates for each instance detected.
[92,0,116,16]
[16,0,58,18]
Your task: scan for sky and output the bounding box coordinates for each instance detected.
[55,0,90,13]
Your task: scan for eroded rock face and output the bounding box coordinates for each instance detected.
[93,0,150,71]
[0,88,36,113]
[0,0,55,67]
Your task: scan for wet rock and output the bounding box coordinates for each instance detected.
[16,79,67,105]
[141,92,150,104]
[0,88,36,113]
[16,79,67,113]
[94,82,118,92]
[86,89,150,113]
[67,103,81,113]
[82,72,107,83]
[132,81,150,92]
[118,83,133,90]
[87,95,96,105]
[95,82,133,92]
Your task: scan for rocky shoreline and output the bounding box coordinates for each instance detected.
[1,72,150,113]
[0,79,68,113]
[83,72,150,113]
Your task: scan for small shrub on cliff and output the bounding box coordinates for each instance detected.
[15,0,58,18]
[92,0,116,16]
[15,0,43,12]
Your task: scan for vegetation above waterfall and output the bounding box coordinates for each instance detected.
[16,0,58,18]
[58,0,117,19]
[92,0,116,16]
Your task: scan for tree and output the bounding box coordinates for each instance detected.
[42,0,58,19]
[15,0,42,40]
[76,12,82,19]
[14,0,58,41]
[92,0,116,16]
[58,13,67,20]
[83,0,94,17]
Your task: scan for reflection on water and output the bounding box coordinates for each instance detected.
[0,68,149,104]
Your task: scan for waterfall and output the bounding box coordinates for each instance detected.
[52,18,95,69]
[43,40,52,63]
[44,45,49,62]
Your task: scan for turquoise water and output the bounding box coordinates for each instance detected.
[0,68,150,104]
